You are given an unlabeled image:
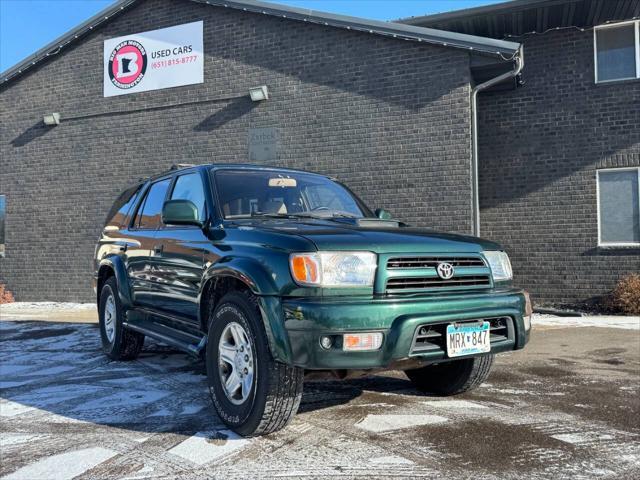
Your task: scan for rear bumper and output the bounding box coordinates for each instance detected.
[280,288,530,369]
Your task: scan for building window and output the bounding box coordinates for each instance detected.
[0,195,5,257]
[594,21,640,83]
[597,168,640,246]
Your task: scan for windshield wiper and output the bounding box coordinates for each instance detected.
[231,211,359,220]
[290,211,359,219]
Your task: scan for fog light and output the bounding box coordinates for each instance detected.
[343,332,383,351]
[320,336,333,349]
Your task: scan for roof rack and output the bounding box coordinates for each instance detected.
[170,163,196,170]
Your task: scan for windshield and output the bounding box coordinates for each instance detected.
[213,169,372,219]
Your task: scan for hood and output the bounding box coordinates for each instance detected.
[233,218,502,253]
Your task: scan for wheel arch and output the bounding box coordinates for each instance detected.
[97,256,134,309]
[199,259,292,365]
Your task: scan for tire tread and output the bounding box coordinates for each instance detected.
[208,290,303,437]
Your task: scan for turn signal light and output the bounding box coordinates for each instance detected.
[343,333,383,351]
[290,254,320,285]
[523,291,533,317]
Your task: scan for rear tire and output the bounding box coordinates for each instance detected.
[206,291,303,437]
[405,355,494,395]
[99,277,144,360]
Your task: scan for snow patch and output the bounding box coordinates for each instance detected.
[0,302,96,311]
[2,447,117,480]
[0,400,36,418]
[533,314,640,330]
[422,400,488,409]
[355,414,448,433]
[552,431,615,445]
[369,455,414,465]
[168,430,250,465]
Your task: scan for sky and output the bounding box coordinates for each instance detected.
[0,0,503,73]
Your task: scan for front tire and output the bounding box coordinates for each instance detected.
[98,277,144,360]
[405,354,494,395]
[206,291,303,437]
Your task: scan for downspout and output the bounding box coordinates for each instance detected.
[470,46,524,236]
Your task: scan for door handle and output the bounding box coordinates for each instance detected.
[154,244,164,255]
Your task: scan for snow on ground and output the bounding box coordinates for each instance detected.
[0,318,639,479]
[1,302,96,311]
[532,313,640,330]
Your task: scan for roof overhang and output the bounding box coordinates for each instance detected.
[397,0,639,39]
[1,0,521,87]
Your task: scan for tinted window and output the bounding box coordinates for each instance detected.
[170,173,207,222]
[598,169,640,244]
[135,179,171,229]
[596,24,637,82]
[104,184,142,228]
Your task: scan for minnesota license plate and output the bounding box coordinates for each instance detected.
[446,321,491,358]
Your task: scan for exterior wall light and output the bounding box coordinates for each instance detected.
[43,113,61,126]
[249,86,269,102]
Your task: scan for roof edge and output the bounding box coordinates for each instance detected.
[397,0,559,26]
[1,0,521,87]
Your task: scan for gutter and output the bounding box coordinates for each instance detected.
[470,46,524,236]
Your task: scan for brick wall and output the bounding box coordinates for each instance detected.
[0,0,474,301]
[478,28,640,305]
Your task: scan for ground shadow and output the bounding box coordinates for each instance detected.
[0,320,426,436]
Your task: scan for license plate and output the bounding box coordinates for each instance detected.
[446,321,491,358]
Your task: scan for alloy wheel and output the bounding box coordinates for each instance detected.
[218,322,254,405]
[104,293,116,344]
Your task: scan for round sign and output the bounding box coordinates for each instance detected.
[108,40,147,89]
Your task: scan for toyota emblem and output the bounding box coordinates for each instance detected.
[436,262,455,280]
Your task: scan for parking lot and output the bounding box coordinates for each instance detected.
[1,312,639,479]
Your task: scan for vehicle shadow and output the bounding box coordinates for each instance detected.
[0,320,432,435]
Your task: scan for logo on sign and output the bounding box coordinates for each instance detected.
[436,262,455,280]
[108,40,148,89]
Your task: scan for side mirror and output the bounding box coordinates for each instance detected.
[375,208,392,220]
[162,200,202,227]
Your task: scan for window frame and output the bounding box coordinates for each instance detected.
[129,176,173,231]
[162,171,209,230]
[594,20,640,84]
[596,167,640,247]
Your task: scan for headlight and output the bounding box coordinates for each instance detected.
[484,251,513,281]
[290,252,377,287]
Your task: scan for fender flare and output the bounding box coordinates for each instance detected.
[98,255,134,309]
[199,257,292,364]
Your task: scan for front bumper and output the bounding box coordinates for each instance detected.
[280,288,530,369]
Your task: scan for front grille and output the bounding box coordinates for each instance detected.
[386,275,491,291]
[387,256,485,269]
[411,317,513,355]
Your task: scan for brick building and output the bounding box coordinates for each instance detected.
[0,0,637,306]
[401,0,639,305]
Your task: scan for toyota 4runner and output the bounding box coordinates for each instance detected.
[94,164,532,436]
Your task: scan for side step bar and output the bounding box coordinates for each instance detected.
[123,317,207,358]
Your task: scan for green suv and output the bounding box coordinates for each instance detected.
[94,164,531,436]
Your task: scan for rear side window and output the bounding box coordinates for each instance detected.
[134,179,171,229]
[170,173,207,222]
[104,184,142,228]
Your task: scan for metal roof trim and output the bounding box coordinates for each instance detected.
[397,0,554,26]
[1,0,521,87]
